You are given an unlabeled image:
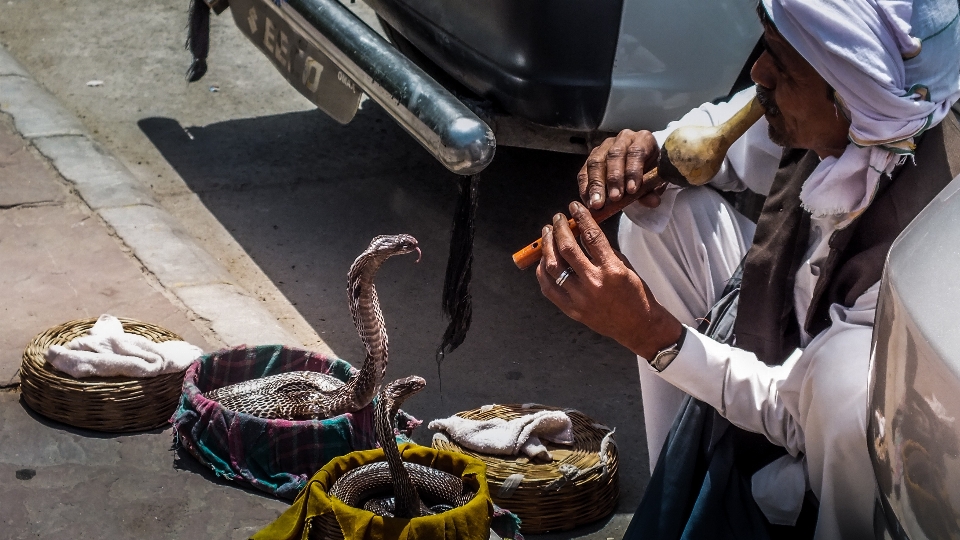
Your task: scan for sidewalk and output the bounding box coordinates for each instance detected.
[0,48,301,537]
[0,110,213,386]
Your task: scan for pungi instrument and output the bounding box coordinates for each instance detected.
[512,94,765,270]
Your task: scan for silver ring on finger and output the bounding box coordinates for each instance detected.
[555,267,575,287]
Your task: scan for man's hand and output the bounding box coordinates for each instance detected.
[536,201,683,360]
[579,129,662,210]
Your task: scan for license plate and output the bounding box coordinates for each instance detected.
[230,0,363,124]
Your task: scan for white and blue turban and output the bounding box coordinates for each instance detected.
[761,0,960,216]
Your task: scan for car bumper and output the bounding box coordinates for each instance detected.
[221,0,495,175]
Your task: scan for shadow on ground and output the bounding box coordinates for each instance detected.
[16,394,168,440]
[139,103,648,536]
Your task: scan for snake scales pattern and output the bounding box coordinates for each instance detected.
[203,234,420,419]
[329,376,476,517]
[202,235,473,517]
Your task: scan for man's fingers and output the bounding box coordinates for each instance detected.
[577,164,592,205]
[551,212,595,276]
[537,267,580,319]
[580,138,614,209]
[568,201,614,266]
[637,181,668,208]
[536,224,580,312]
[614,249,637,272]
[537,224,565,280]
[637,192,661,208]
[604,131,633,202]
[623,131,657,194]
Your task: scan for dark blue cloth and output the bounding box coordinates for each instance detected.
[623,397,771,540]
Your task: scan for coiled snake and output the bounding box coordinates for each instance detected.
[329,375,476,517]
[203,234,420,419]
[203,234,473,516]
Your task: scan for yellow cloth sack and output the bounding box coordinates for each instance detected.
[253,443,493,540]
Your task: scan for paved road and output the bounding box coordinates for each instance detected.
[0,0,648,537]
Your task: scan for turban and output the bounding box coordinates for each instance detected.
[761,0,960,216]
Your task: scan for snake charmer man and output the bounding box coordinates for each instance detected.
[537,0,960,537]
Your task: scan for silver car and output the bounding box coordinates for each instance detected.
[210,0,761,174]
[869,171,960,539]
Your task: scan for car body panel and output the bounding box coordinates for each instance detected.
[365,0,624,131]
[599,0,762,131]
[869,173,960,539]
[366,0,761,134]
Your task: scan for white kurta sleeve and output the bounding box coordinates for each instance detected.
[653,282,880,538]
[653,326,807,456]
[781,283,879,539]
[653,281,881,459]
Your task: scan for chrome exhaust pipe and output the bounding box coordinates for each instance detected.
[280,0,495,175]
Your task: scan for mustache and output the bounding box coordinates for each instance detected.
[756,86,780,117]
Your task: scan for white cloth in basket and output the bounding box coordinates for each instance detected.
[45,314,202,378]
[429,409,574,461]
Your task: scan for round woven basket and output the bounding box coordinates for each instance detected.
[20,317,188,432]
[309,513,346,540]
[432,404,619,534]
[305,448,491,540]
[172,345,383,500]
[251,443,492,540]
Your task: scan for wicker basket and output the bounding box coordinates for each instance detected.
[173,345,381,500]
[307,514,345,540]
[432,404,619,534]
[253,443,492,540]
[20,317,189,432]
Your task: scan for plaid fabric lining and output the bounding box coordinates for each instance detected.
[171,345,382,499]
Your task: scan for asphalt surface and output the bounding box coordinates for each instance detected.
[0,0,650,537]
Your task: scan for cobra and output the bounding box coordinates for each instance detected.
[203,234,421,420]
[328,375,476,518]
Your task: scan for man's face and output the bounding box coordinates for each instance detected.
[750,25,851,158]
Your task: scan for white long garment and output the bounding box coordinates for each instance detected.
[658,285,878,538]
[621,86,783,468]
[619,87,876,537]
[620,188,755,471]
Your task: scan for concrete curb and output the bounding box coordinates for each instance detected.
[0,46,304,349]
